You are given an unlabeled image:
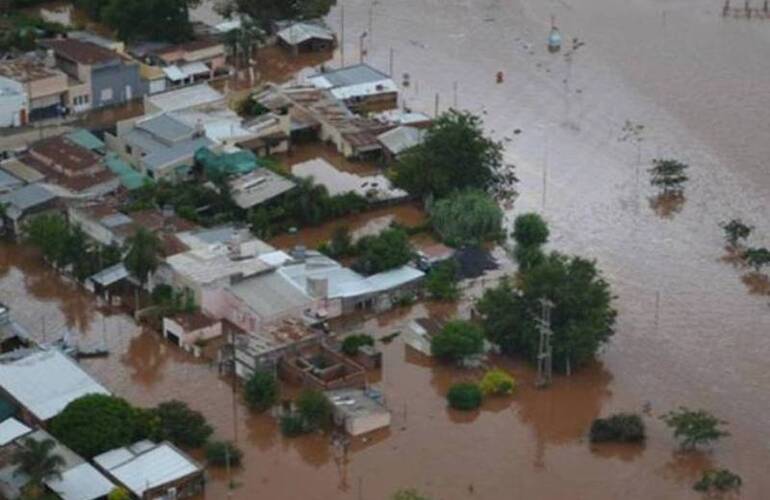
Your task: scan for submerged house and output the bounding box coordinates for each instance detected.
[276,21,336,54]
[306,63,399,114]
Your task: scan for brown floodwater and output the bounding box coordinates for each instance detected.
[268,202,426,250]
[4,240,767,499]
[277,142,382,176]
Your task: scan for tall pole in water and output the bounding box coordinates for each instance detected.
[340,5,345,67]
[536,298,554,388]
[388,47,394,76]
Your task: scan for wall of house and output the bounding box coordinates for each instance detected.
[0,80,27,127]
[162,317,223,350]
[67,207,116,246]
[91,62,148,109]
[344,92,399,114]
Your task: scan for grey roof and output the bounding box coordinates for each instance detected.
[229,169,295,209]
[146,84,224,113]
[0,184,56,212]
[0,350,110,421]
[45,462,115,500]
[143,137,213,171]
[279,254,373,299]
[136,114,194,143]
[0,159,45,184]
[0,418,31,446]
[88,263,129,288]
[100,213,133,228]
[363,266,424,292]
[93,441,201,498]
[229,271,312,320]
[277,22,335,45]
[0,168,22,193]
[309,64,390,88]
[377,126,426,155]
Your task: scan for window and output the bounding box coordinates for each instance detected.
[100,88,113,101]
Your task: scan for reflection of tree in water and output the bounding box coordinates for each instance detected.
[649,192,686,219]
[282,432,332,469]
[659,450,715,486]
[121,329,169,386]
[589,441,645,462]
[514,361,613,468]
[741,271,770,296]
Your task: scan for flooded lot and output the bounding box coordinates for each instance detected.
[3,0,770,497]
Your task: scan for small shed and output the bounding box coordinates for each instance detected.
[277,21,336,54]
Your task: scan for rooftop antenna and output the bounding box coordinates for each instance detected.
[535,298,554,388]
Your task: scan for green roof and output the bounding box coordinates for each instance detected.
[194,147,260,177]
[66,129,105,151]
[105,153,151,191]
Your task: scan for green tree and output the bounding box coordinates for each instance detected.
[589,413,645,443]
[341,334,374,356]
[11,437,65,493]
[649,158,689,194]
[430,320,484,363]
[204,441,243,467]
[101,0,201,42]
[693,469,742,494]
[446,383,483,411]
[479,368,516,396]
[243,371,279,412]
[107,487,132,500]
[392,489,431,500]
[720,219,753,248]
[430,190,503,247]
[50,394,140,459]
[512,213,549,271]
[660,407,729,450]
[476,252,616,373]
[66,225,95,281]
[743,247,770,272]
[23,214,71,269]
[124,227,160,286]
[217,0,337,30]
[425,259,460,301]
[328,225,353,257]
[152,400,213,448]
[393,110,509,199]
[512,213,549,248]
[354,227,413,275]
[296,389,333,432]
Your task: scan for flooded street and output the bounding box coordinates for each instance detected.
[2,0,770,497]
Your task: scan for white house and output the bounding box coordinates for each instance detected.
[0,77,28,128]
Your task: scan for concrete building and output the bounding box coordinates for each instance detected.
[144,83,225,114]
[230,320,322,379]
[306,64,399,114]
[94,440,204,500]
[40,38,148,111]
[278,343,366,391]
[162,312,223,358]
[327,388,391,436]
[228,168,296,209]
[0,429,115,500]
[0,79,27,128]
[151,39,227,85]
[106,113,216,182]
[255,83,391,159]
[20,135,119,195]
[0,349,110,425]
[0,56,68,121]
[0,183,58,236]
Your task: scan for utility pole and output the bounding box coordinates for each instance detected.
[359,32,368,64]
[340,5,345,67]
[453,81,458,108]
[368,3,374,46]
[535,298,554,388]
[388,47,394,76]
[434,93,440,117]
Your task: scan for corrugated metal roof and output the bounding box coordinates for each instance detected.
[377,126,426,155]
[0,168,22,193]
[105,153,149,191]
[0,350,110,421]
[0,159,44,184]
[0,184,56,211]
[277,22,335,45]
[88,263,129,287]
[65,129,105,152]
[363,266,424,293]
[146,84,223,113]
[229,270,312,320]
[308,64,390,88]
[0,418,31,446]
[136,114,193,143]
[94,442,201,497]
[45,462,115,500]
[162,65,186,82]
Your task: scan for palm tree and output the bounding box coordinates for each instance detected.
[11,437,65,495]
[123,228,161,287]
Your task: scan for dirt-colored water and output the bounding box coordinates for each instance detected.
[268,202,426,251]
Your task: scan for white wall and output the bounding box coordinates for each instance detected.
[0,77,28,128]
